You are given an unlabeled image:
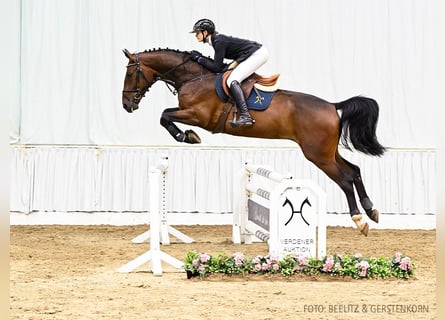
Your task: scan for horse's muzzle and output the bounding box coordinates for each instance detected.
[123,103,138,113]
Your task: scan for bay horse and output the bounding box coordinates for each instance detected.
[121,48,386,236]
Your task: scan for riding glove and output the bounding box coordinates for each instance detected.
[189,50,202,62]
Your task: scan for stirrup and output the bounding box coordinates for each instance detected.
[231,114,254,127]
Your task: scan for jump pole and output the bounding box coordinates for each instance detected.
[117,155,190,275]
[130,155,194,245]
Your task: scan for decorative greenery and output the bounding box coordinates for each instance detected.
[183,251,415,279]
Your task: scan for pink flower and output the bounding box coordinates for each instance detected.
[334,262,341,269]
[233,252,244,260]
[400,257,413,271]
[355,260,370,277]
[262,262,271,271]
[233,252,244,266]
[192,259,199,267]
[322,255,335,272]
[356,261,370,269]
[254,264,262,271]
[394,252,402,263]
[252,256,262,264]
[298,255,309,266]
[198,264,206,271]
[272,263,280,271]
[200,253,211,263]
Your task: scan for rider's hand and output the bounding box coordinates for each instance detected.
[189,50,202,62]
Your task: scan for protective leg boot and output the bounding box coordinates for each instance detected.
[229,80,254,127]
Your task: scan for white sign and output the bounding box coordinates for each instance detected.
[276,188,318,257]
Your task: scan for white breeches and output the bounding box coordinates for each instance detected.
[226,46,269,87]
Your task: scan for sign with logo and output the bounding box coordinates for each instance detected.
[276,187,318,257]
[232,164,326,259]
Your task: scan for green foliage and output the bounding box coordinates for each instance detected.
[183,251,416,280]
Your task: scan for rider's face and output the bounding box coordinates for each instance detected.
[194,31,206,42]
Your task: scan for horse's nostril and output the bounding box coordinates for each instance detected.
[123,104,132,113]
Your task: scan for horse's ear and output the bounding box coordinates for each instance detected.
[123,48,132,60]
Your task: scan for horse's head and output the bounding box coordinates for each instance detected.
[122,48,211,113]
[122,49,158,113]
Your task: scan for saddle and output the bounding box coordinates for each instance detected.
[213,71,279,133]
[221,70,280,99]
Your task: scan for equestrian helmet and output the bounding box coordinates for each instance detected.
[190,19,215,34]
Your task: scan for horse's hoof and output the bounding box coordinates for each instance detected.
[360,222,369,236]
[367,209,379,223]
[184,130,201,144]
[352,214,369,237]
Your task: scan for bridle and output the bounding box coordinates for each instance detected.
[122,51,205,108]
[122,53,153,106]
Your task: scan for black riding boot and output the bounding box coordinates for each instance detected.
[229,80,254,127]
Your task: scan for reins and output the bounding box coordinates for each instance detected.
[123,51,212,98]
[157,54,215,95]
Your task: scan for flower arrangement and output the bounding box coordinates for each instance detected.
[183,251,415,280]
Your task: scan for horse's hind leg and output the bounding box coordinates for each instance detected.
[306,151,369,236]
[340,157,379,223]
[160,108,201,144]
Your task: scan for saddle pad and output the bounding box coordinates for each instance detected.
[215,73,230,102]
[245,89,275,110]
[215,73,276,111]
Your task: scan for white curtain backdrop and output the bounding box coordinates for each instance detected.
[7,0,440,217]
[10,0,437,148]
[11,146,436,214]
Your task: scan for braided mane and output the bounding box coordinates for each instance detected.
[142,48,186,54]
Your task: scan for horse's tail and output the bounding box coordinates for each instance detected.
[335,96,386,156]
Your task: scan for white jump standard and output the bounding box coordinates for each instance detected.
[233,163,327,259]
[117,155,193,275]
[130,155,193,246]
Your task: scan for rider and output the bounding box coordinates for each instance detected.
[189,18,269,127]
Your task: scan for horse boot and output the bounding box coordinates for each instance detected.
[229,80,254,127]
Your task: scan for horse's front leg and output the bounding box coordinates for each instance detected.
[160,108,201,144]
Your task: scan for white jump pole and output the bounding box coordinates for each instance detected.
[131,154,194,245]
[117,160,185,275]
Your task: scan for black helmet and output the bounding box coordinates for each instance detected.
[190,19,216,34]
